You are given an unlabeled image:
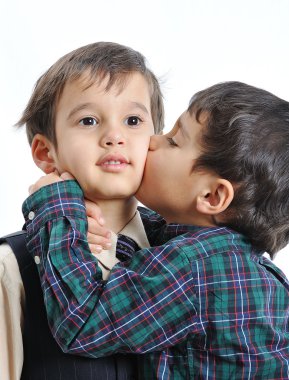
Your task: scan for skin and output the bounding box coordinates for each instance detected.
[136,111,234,226]
[31,108,234,247]
[52,71,154,201]
[32,71,154,235]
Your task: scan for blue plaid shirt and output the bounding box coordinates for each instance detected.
[23,180,289,379]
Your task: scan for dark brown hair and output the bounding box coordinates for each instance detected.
[189,81,289,257]
[16,42,164,145]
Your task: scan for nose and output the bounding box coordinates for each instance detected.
[148,134,162,151]
[101,129,125,147]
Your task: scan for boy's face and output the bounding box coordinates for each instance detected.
[50,72,154,201]
[137,111,213,223]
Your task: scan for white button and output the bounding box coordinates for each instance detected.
[28,211,35,220]
[34,256,41,265]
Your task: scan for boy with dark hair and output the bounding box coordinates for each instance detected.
[0,41,164,380]
[25,81,289,379]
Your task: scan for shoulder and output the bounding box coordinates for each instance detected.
[0,244,24,380]
[137,206,166,244]
[0,243,23,295]
[138,206,164,223]
[171,228,263,291]
[170,226,251,261]
[0,242,17,268]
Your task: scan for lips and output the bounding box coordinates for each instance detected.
[97,154,130,172]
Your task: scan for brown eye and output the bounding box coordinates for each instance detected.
[125,116,142,127]
[79,117,97,126]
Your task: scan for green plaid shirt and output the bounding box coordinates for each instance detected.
[23,180,289,379]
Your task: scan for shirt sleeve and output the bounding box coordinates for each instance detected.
[0,244,24,380]
[22,180,197,358]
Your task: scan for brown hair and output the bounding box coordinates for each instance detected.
[16,42,164,145]
[189,81,289,256]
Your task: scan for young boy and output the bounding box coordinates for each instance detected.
[24,81,289,379]
[0,41,164,380]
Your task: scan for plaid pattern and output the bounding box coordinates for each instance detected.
[23,180,289,379]
[116,234,140,260]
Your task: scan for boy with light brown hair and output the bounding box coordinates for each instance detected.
[0,41,164,380]
[25,81,289,379]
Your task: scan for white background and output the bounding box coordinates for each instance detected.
[1,0,289,275]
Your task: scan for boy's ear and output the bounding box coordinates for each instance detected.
[196,179,234,215]
[31,134,57,174]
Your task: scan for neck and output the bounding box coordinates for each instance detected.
[164,211,217,227]
[95,197,138,233]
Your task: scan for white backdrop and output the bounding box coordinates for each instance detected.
[1,0,289,275]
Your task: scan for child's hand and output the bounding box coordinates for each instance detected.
[85,199,112,253]
[28,171,74,194]
[29,171,61,194]
[29,172,111,252]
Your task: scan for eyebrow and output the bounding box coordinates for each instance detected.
[130,101,150,115]
[67,101,149,120]
[67,103,95,120]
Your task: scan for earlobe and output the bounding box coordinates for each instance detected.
[31,134,57,174]
[196,179,234,215]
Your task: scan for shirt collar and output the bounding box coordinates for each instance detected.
[161,223,203,242]
[94,210,150,280]
[118,210,150,249]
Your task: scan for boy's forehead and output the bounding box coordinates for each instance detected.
[177,111,205,141]
[64,71,113,93]
[56,71,152,116]
[60,70,150,99]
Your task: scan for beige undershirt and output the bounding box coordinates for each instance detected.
[0,210,149,380]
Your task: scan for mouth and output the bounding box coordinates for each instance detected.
[102,160,124,165]
[97,154,130,172]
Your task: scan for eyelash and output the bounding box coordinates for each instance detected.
[78,116,143,128]
[125,115,143,127]
[79,117,98,127]
[167,137,178,147]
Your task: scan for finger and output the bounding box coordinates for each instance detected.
[85,200,105,226]
[29,173,62,194]
[61,172,75,180]
[28,184,35,195]
[48,171,62,180]
[87,217,110,236]
[87,232,112,248]
[89,243,103,254]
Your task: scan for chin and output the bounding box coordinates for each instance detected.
[102,190,137,200]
